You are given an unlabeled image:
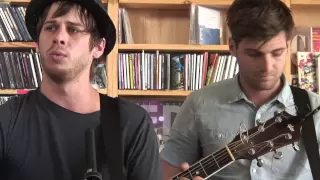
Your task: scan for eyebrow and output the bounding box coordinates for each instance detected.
[244,47,286,53]
[44,20,84,27]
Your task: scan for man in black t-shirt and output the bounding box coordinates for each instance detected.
[0,0,162,180]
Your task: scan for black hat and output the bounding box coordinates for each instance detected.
[25,0,116,56]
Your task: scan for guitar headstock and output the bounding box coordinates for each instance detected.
[230,111,302,161]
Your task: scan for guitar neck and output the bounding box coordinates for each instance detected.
[171,145,236,180]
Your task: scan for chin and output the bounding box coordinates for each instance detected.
[46,66,69,75]
[255,81,280,91]
[43,66,72,82]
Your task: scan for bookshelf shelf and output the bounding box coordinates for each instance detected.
[118,90,192,97]
[97,88,108,94]
[1,0,108,3]
[0,0,30,2]
[0,42,37,48]
[0,88,107,95]
[291,0,320,5]
[119,0,233,9]
[0,89,30,95]
[119,44,229,52]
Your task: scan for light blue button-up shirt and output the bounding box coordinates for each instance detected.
[160,74,320,180]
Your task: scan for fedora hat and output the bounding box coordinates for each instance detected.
[25,0,116,56]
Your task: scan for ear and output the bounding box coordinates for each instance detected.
[229,37,236,56]
[93,38,106,59]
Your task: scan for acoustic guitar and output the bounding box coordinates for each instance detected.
[170,105,320,180]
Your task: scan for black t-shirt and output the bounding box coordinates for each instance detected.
[0,89,162,180]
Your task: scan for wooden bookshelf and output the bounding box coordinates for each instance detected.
[0,0,317,98]
[289,1,320,86]
[119,0,233,9]
[0,0,108,3]
[0,42,37,48]
[97,88,108,94]
[119,44,229,52]
[291,0,320,5]
[0,89,30,95]
[291,5,320,26]
[0,0,30,3]
[112,0,234,97]
[118,90,192,96]
[119,3,230,45]
[0,88,107,95]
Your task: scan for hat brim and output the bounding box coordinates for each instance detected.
[25,0,116,56]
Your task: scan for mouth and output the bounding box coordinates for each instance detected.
[49,51,67,57]
[48,50,68,61]
[258,75,274,81]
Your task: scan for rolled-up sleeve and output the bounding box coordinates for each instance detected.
[160,94,200,167]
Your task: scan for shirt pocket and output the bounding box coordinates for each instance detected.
[198,127,234,155]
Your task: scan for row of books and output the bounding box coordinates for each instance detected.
[1,50,239,91]
[292,51,320,94]
[0,4,32,42]
[291,26,320,55]
[290,26,320,93]
[0,51,41,89]
[117,51,238,91]
[0,95,15,105]
[91,61,107,90]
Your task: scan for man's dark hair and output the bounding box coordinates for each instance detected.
[226,0,295,47]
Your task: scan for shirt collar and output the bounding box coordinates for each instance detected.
[227,74,247,103]
[227,74,292,108]
[274,74,292,108]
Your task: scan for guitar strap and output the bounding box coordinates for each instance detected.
[290,85,320,180]
[99,94,127,180]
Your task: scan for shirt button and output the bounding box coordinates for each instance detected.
[256,113,261,120]
[257,119,263,125]
[252,168,256,173]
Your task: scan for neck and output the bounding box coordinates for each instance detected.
[171,145,236,180]
[40,74,100,114]
[239,75,283,108]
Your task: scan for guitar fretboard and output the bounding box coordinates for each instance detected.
[171,146,235,180]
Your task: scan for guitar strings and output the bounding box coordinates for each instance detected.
[174,120,278,179]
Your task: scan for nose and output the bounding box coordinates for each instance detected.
[260,54,274,73]
[53,27,67,46]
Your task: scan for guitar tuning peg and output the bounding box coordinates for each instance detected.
[257,119,263,125]
[292,143,300,151]
[275,116,282,123]
[274,110,281,116]
[285,133,292,140]
[273,150,283,159]
[256,158,264,167]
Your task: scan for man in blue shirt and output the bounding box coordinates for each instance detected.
[161,0,320,179]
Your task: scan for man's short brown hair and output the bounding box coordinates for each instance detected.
[226,0,295,47]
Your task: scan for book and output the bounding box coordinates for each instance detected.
[296,51,320,94]
[189,4,222,45]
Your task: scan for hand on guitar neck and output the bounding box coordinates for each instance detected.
[178,162,203,180]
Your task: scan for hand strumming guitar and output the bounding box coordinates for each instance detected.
[178,162,204,180]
